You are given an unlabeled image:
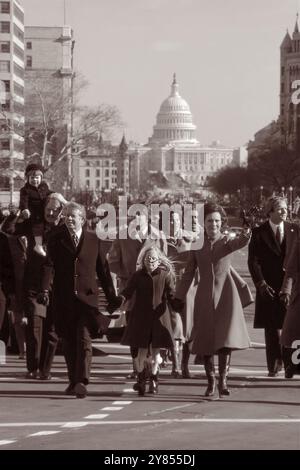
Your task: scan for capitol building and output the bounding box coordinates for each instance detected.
[129,74,235,189]
[78,75,243,194]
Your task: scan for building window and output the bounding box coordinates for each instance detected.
[85,169,90,177]
[13,24,24,41]
[86,161,90,167]
[13,43,24,60]
[0,41,10,52]
[26,41,32,50]
[96,160,100,166]
[1,139,10,150]
[13,101,24,114]
[96,180,100,188]
[1,99,10,111]
[2,79,10,92]
[13,82,24,97]
[96,169,100,177]
[13,62,24,78]
[0,21,10,33]
[0,60,10,72]
[86,180,90,188]
[26,56,32,67]
[13,3,24,22]
[0,2,10,14]
[105,169,109,177]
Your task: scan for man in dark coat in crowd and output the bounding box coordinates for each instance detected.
[248,196,298,377]
[39,202,121,398]
[0,230,15,344]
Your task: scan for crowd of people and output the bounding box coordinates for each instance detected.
[1,163,300,399]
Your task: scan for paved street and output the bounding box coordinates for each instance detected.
[0,247,300,450]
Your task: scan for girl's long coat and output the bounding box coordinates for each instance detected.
[121,267,176,349]
[176,233,251,355]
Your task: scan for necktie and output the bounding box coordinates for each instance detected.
[275,226,282,245]
[72,233,79,247]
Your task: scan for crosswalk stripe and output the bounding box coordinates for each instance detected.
[84,414,109,419]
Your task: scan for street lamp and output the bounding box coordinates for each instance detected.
[281,186,285,197]
[260,186,264,204]
[289,186,293,218]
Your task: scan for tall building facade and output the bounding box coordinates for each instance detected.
[280,17,300,149]
[24,25,75,191]
[0,0,25,203]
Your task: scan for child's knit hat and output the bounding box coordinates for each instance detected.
[25,163,44,177]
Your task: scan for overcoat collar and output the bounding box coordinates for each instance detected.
[261,220,285,255]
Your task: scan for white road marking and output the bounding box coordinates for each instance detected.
[0,440,16,445]
[2,418,300,428]
[101,407,123,411]
[147,403,195,415]
[84,414,109,420]
[108,354,131,361]
[123,388,135,393]
[28,431,61,437]
[62,422,88,428]
[112,401,132,405]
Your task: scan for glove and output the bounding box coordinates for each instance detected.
[257,282,275,300]
[21,209,31,219]
[36,291,50,306]
[171,298,185,312]
[279,293,290,307]
[107,295,124,314]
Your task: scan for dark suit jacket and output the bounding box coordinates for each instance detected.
[248,220,298,328]
[42,226,117,336]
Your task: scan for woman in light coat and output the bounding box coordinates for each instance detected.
[175,203,252,397]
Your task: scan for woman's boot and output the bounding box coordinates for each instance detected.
[218,352,231,397]
[203,355,216,397]
[181,342,191,378]
[170,344,180,378]
[148,372,159,394]
[136,369,147,396]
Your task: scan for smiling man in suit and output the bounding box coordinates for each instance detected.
[248,196,298,377]
[39,202,120,398]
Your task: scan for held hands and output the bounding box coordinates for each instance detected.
[279,293,290,307]
[107,295,125,314]
[257,281,275,300]
[36,291,50,306]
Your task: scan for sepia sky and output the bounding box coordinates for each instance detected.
[21,0,300,147]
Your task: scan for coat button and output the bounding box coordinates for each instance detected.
[74,290,78,295]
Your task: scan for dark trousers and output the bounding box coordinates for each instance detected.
[26,314,44,373]
[264,326,283,373]
[62,304,95,386]
[40,315,58,376]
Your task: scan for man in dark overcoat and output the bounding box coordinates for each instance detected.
[248,196,298,377]
[40,202,120,398]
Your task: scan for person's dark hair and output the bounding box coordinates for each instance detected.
[204,203,227,224]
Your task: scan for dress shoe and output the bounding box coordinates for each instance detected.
[268,371,278,377]
[25,371,38,379]
[39,373,52,380]
[74,382,87,398]
[285,367,294,379]
[65,383,76,395]
[126,371,137,379]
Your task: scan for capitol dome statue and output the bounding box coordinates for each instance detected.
[148,74,199,146]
